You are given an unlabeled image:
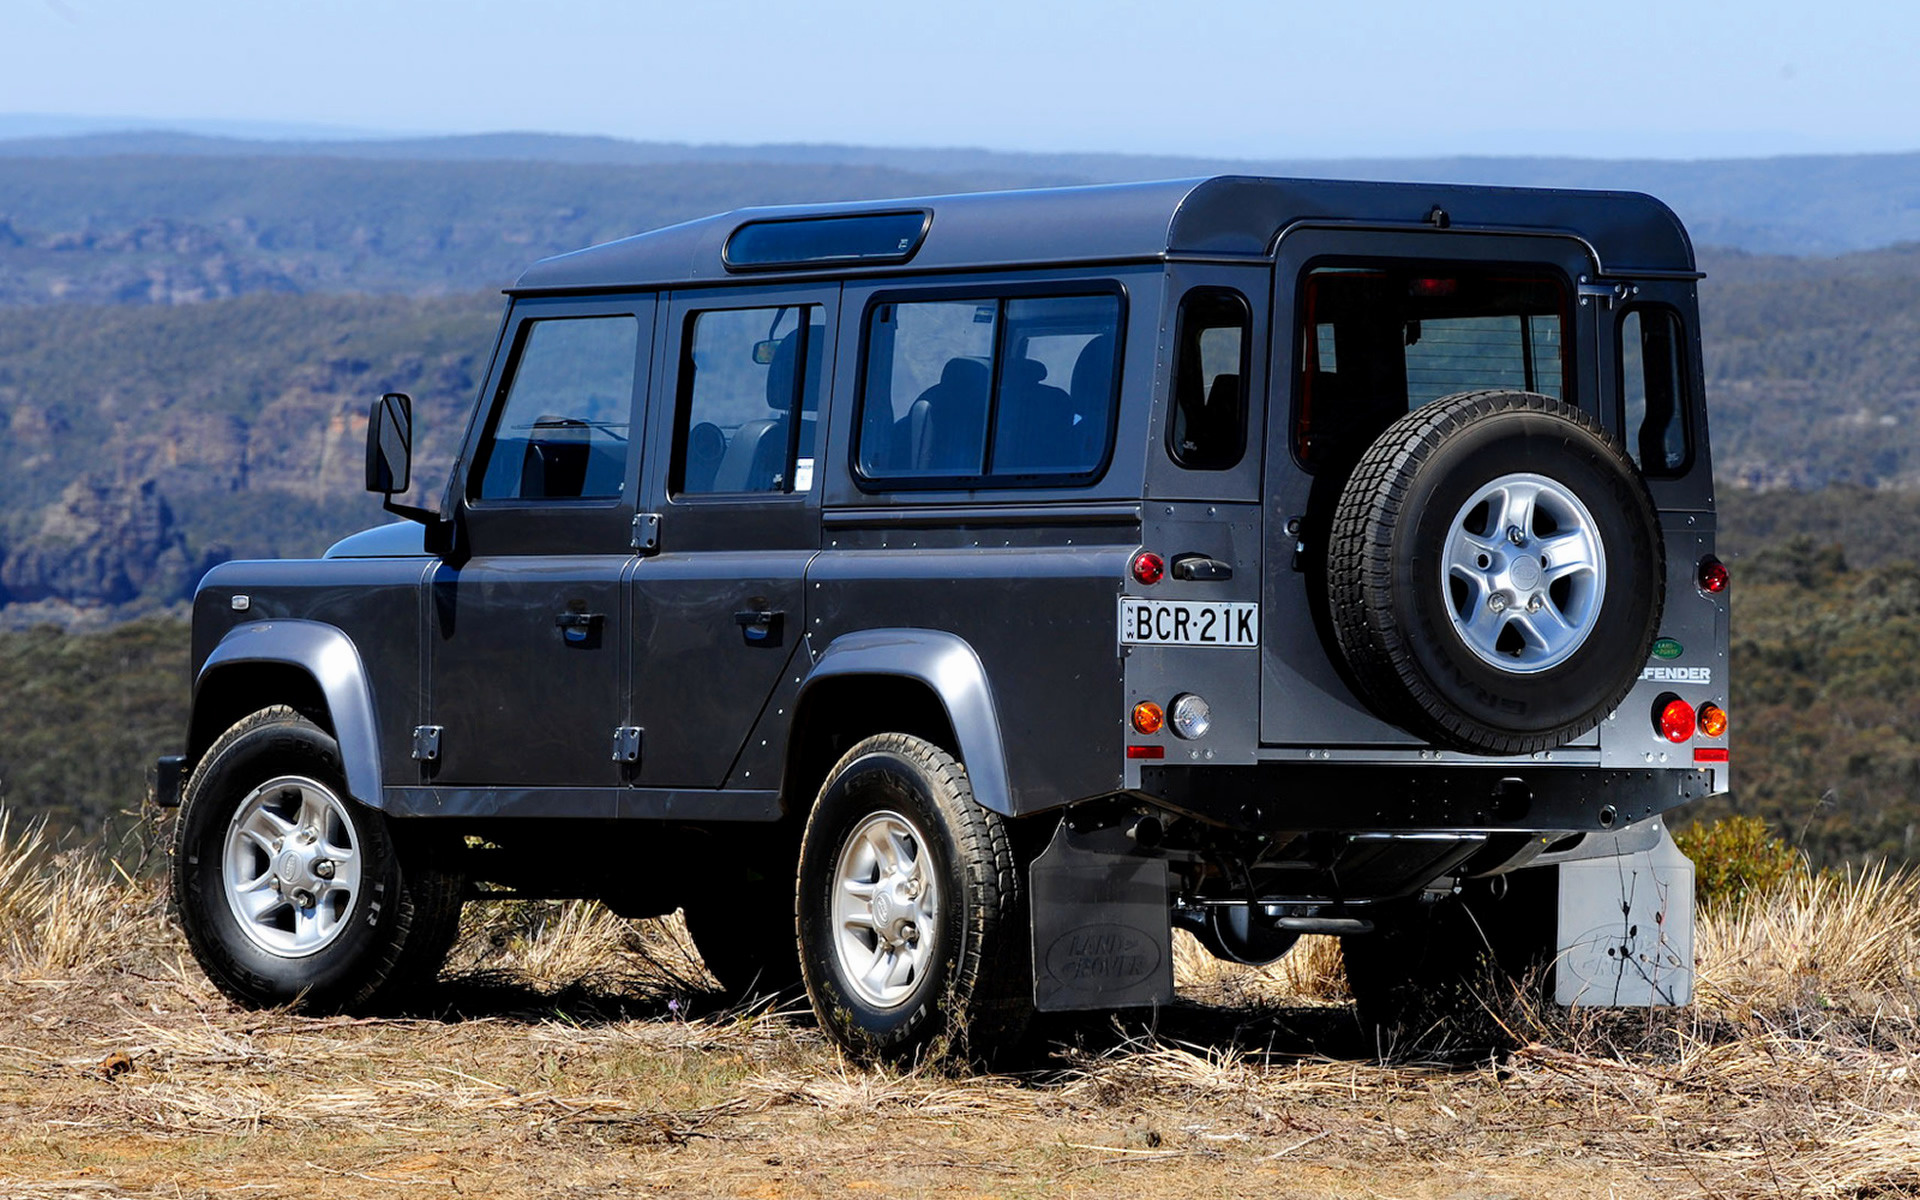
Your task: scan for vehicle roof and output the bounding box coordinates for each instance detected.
[510,175,1696,294]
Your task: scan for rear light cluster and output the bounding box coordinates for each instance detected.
[1652,693,1730,750]
[1131,551,1165,585]
[1128,693,1215,758]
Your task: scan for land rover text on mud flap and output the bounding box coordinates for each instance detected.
[160,177,1727,1057]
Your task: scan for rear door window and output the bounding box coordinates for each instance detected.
[1295,266,1568,471]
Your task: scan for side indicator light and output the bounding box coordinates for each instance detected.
[1131,701,1165,735]
[1126,745,1165,760]
[1698,556,1729,594]
[1656,695,1695,744]
[1694,747,1729,763]
[1131,551,1165,585]
[1698,703,1728,738]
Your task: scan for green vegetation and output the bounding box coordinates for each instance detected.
[1674,814,1803,912]
[0,617,185,837]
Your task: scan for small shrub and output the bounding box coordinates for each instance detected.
[1676,814,1803,912]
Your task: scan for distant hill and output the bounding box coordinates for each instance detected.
[3,130,1919,255]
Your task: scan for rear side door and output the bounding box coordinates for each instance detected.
[627,284,837,788]
[422,296,652,803]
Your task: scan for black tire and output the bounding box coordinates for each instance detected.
[795,734,1030,1063]
[1342,868,1558,1054]
[172,706,464,1012]
[1327,390,1664,754]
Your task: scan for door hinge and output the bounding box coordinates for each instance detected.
[632,513,661,554]
[612,725,643,764]
[411,725,443,762]
[1577,278,1639,309]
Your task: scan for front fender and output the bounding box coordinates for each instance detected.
[194,620,385,810]
[801,628,1014,815]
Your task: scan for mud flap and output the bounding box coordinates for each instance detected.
[1029,821,1173,1012]
[1555,820,1694,1006]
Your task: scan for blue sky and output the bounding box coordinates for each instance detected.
[6,0,1918,159]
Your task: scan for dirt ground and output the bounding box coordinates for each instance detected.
[4,823,1920,1200]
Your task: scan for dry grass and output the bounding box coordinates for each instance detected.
[6,808,1920,1199]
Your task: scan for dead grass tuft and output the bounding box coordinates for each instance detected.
[1171,930,1349,1008]
[0,809,156,977]
[1695,860,1920,1025]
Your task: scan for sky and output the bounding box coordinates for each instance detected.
[4,0,1919,160]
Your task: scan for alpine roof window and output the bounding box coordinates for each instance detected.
[724,212,929,271]
[472,315,638,502]
[856,292,1121,487]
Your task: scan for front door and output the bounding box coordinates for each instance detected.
[628,284,838,789]
[424,296,654,801]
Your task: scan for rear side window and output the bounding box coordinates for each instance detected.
[857,292,1121,486]
[673,305,825,495]
[1620,307,1690,475]
[473,315,638,501]
[1169,289,1250,470]
[1295,266,1567,470]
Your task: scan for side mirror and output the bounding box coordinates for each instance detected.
[366,392,413,495]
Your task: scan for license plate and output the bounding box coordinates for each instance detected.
[1118,598,1259,648]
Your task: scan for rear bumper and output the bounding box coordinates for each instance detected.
[1136,762,1708,835]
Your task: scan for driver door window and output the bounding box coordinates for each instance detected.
[473,315,639,502]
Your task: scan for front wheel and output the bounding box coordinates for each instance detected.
[795,734,1031,1062]
[171,706,464,1011]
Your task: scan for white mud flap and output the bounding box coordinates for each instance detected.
[1555,820,1694,1006]
[1029,822,1174,1012]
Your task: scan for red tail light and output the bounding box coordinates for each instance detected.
[1656,695,1695,744]
[1131,551,1165,585]
[1698,556,1729,594]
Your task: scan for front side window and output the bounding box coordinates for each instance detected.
[1295,266,1567,470]
[1620,307,1690,475]
[1169,289,1250,470]
[474,315,638,501]
[673,306,825,495]
[858,292,1121,485]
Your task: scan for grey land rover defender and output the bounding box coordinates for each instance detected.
[159,176,1728,1057]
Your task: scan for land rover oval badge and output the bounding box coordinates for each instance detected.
[1652,637,1684,660]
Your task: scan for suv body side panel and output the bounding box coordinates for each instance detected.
[193,617,389,809]
[805,546,1130,815]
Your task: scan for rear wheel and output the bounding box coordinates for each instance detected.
[172,706,464,1012]
[796,734,1030,1062]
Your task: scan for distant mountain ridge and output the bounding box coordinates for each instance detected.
[4,129,1919,255]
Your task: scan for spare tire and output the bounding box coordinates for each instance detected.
[1326,390,1663,755]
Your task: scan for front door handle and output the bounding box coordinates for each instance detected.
[733,609,784,646]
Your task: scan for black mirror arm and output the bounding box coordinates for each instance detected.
[381,496,440,525]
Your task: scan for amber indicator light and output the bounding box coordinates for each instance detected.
[1698,703,1728,738]
[1131,701,1165,735]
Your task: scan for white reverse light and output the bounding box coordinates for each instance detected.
[1170,693,1213,740]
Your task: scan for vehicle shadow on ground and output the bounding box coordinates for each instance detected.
[404,973,1494,1072]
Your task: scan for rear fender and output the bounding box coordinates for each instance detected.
[800,629,1013,815]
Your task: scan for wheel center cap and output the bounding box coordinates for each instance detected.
[276,853,306,884]
[1509,555,1542,590]
[872,891,896,926]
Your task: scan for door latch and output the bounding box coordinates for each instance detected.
[411,725,443,762]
